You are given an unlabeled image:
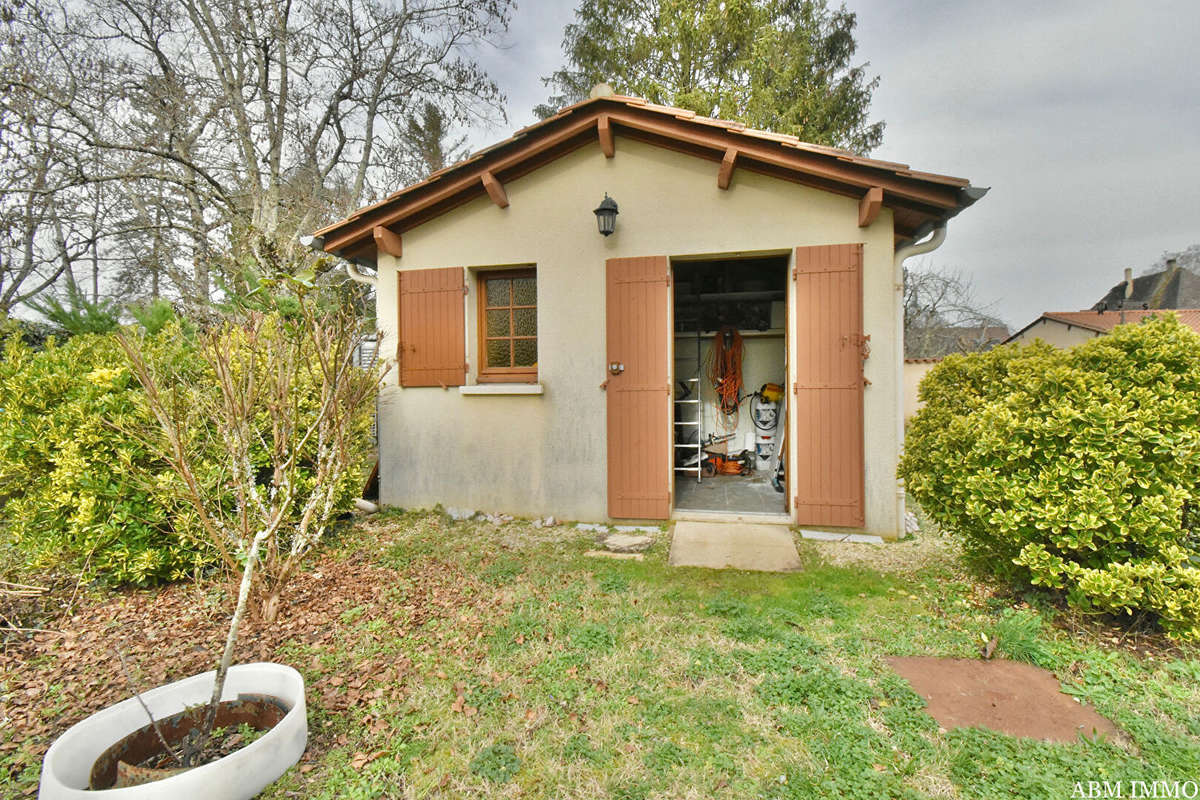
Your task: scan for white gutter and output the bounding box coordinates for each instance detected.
[299,234,378,287]
[892,223,947,537]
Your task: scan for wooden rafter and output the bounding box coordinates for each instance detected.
[858,186,883,227]
[317,100,974,259]
[481,171,509,208]
[373,225,403,258]
[717,147,738,190]
[598,114,614,157]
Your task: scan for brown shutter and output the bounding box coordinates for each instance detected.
[398,267,466,387]
[606,256,671,520]
[792,244,866,527]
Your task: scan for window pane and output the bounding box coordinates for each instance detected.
[485,278,511,307]
[513,277,536,305]
[513,308,536,336]
[514,338,537,367]
[487,339,511,367]
[486,309,510,337]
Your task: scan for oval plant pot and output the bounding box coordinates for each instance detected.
[39,662,307,800]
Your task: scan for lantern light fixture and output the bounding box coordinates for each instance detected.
[593,193,619,236]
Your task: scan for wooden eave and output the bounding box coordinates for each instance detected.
[314,96,983,265]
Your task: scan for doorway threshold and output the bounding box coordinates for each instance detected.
[671,509,793,525]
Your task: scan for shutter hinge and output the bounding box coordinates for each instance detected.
[464,362,469,373]
[792,267,797,280]
[463,285,469,296]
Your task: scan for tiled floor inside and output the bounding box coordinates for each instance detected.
[675,473,787,514]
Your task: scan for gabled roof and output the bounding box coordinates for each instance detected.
[311,94,987,267]
[1005,309,1200,342]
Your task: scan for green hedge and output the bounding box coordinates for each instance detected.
[900,314,1200,640]
[0,318,372,586]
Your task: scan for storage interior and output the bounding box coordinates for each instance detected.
[673,256,788,514]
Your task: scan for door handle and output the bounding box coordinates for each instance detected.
[609,362,625,375]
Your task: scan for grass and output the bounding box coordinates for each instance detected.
[7,510,1199,799]
[253,511,1200,799]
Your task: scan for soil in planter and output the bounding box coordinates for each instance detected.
[89,694,289,790]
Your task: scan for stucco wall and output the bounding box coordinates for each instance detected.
[903,360,939,426]
[1008,318,1101,348]
[374,136,900,535]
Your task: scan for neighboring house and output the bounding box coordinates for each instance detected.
[309,90,985,538]
[1005,309,1200,348]
[1092,259,1199,311]
[904,357,941,425]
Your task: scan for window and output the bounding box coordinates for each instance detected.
[477,268,537,382]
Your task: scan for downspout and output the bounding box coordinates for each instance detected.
[299,234,378,287]
[893,223,948,538]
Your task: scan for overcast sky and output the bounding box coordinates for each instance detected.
[469,0,1200,329]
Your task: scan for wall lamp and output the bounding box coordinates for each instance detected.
[593,193,619,236]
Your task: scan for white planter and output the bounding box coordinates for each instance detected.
[39,662,307,800]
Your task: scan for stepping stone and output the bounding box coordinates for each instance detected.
[669,521,801,572]
[888,657,1119,743]
[602,533,655,553]
[798,529,884,545]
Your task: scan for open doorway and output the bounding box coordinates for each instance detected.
[672,254,788,515]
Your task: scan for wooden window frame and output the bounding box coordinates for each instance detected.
[477,267,538,383]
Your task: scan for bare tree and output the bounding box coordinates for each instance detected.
[2,0,512,308]
[904,262,1008,358]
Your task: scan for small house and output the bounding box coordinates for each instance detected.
[1006,309,1200,348]
[310,91,986,538]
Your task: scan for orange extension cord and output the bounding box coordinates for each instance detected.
[705,326,744,430]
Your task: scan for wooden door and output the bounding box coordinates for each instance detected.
[606,256,671,519]
[791,244,866,527]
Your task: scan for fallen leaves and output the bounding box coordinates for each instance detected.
[349,749,387,770]
[1,549,492,788]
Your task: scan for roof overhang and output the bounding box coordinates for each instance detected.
[311,95,987,267]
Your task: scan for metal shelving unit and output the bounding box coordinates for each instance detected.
[673,321,704,482]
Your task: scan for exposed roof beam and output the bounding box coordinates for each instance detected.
[481,171,509,208]
[598,114,614,157]
[373,225,403,258]
[717,147,738,190]
[604,109,959,209]
[322,115,603,252]
[858,186,883,227]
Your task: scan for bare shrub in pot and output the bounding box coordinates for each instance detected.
[117,273,385,753]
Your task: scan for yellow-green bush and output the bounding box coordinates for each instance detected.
[0,316,374,586]
[900,314,1200,640]
[0,327,209,583]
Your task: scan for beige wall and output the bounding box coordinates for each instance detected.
[903,360,939,425]
[1008,318,1101,348]
[374,136,901,536]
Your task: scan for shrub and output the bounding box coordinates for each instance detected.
[0,300,378,590]
[0,326,211,584]
[900,314,1200,640]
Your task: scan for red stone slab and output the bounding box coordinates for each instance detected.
[888,657,1119,743]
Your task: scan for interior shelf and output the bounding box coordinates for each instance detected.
[675,329,785,339]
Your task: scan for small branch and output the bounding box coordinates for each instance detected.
[112,646,185,767]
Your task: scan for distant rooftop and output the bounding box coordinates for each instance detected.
[1092,260,1200,311]
[1006,309,1200,342]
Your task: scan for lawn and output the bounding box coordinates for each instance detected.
[4,510,1200,799]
